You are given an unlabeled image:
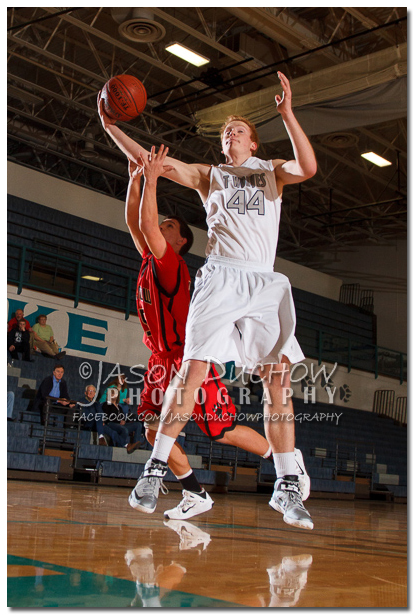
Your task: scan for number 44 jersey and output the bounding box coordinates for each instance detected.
[204,157,281,270]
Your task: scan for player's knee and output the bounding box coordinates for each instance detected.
[145,428,156,444]
[262,361,291,389]
[216,432,232,446]
[182,359,210,385]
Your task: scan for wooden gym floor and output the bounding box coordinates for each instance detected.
[7,480,407,608]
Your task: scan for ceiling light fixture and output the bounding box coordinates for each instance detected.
[165,43,209,67]
[82,275,103,282]
[361,152,392,167]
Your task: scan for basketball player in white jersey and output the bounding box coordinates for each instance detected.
[98,72,317,529]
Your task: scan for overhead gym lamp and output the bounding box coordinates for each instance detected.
[165,42,209,67]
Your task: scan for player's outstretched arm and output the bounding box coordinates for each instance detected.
[139,145,174,260]
[97,92,210,196]
[272,72,317,187]
[125,160,147,256]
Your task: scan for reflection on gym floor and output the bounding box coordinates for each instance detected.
[7,481,407,608]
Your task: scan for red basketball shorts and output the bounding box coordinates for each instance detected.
[137,353,237,440]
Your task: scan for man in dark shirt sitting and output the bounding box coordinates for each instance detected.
[32,364,75,425]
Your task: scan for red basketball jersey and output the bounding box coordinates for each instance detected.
[136,243,191,355]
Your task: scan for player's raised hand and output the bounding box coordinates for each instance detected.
[128,158,144,182]
[97,90,117,129]
[275,71,293,117]
[142,145,174,183]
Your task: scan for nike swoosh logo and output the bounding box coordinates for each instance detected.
[182,504,196,514]
[296,461,305,475]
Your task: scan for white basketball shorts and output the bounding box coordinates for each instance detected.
[183,256,305,371]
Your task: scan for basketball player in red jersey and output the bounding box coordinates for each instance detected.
[124,145,310,520]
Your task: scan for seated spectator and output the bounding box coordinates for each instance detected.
[100,374,130,409]
[32,364,76,425]
[101,375,143,453]
[77,384,130,448]
[8,308,34,353]
[8,320,31,362]
[32,314,66,360]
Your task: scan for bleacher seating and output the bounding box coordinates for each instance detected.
[7,195,202,305]
[6,353,228,488]
[8,194,376,344]
[7,352,407,498]
[7,194,405,498]
[293,287,376,347]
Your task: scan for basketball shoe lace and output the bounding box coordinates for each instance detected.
[129,459,169,512]
[139,475,169,498]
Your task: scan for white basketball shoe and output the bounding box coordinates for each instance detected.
[294,448,311,501]
[164,489,214,520]
[269,475,314,530]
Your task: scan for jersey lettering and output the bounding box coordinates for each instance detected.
[222,173,266,190]
[139,286,152,304]
[255,173,266,188]
[231,176,245,189]
[226,190,265,215]
[226,190,245,214]
[246,190,265,215]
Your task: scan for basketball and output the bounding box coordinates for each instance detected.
[101,74,147,122]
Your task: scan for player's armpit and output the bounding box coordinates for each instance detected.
[273,158,314,186]
[162,161,211,192]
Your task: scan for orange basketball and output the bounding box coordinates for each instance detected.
[101,74,147,122]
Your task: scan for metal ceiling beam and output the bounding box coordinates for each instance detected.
[343,7,400,47]
[151,7,261,72]
[358,127,407,159]
[7,74,209,162]
[226,7,343,64]
[312,142,403,194]
[39,8,205,87]
[8,33,105,83]
[8,43,216,148]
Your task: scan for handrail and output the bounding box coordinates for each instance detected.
[7,241,407,381]
[299,326,406,384]
[333,438,376,490]
[8,240,137,320]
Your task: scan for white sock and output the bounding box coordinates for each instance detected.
[262,446,272,459]
[273,452,297,478]
[150,432,176,464]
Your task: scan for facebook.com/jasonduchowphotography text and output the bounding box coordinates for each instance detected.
[74,359,344,425]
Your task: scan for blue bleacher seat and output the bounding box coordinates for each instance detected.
[7,437,39,455]
[8,452,37,471]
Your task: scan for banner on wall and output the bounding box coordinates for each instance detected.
[7,285,151,368]
[8,286,406,413]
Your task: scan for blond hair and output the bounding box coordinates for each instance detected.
[220,115,260,150]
